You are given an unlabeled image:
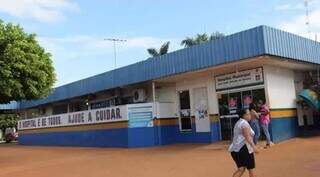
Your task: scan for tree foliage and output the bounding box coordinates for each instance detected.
[0,114,19,130]
[181,32,225,48]
[147,41,170,57]
[0,20,55,103]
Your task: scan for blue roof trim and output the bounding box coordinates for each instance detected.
[262,26,320,62]
[0,101,19,110]
[18,25,320,109]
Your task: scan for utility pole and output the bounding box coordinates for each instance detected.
[104,38,127,68]
[304,0,312,39]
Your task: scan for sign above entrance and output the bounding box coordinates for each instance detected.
[215,68,264,91]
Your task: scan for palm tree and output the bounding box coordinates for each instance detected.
[181,32,224,48]
[210,31,225,41]
[147,41,170,57]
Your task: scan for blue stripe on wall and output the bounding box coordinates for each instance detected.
[156,122,221,145]
[211,122,221,142]
[127,127,157,148]
[19,128,129,147]
[18,122,221,148]
[270,117,299,143]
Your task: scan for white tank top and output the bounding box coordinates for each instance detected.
[228,118,255,153]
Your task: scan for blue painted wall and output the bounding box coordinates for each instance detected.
[156,122,221,145]
[19,128,129,147]
[270,117,299,143]
[19,118,300,147]
[19,122,221,148]
[210,122,221,142]
[127,127,157,148]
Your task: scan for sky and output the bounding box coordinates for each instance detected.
[0,0,320,87]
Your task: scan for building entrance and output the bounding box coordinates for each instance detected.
[218,88,265,140]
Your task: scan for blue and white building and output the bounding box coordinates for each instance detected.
[2,25,320,147]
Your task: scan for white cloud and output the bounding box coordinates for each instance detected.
[275,0,319,11]
[0,0,79,23]
[277,1,320,39]
[275,3,304,11]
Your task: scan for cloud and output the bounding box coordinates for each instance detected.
[275,0,319,11]
[277,1,320,39]
[0,0,79,23]
[275,3,304,11]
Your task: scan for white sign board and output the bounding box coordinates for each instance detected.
[215,68,264,91]
[18,105,127,130]
[128,103,154,128]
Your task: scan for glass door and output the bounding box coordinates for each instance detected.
[218,88,266,140]
[219,92,242,140]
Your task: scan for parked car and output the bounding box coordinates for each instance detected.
[4,127,18,143]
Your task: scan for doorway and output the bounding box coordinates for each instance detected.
[178,90,192,131]
[193,87,210,132]
[218,88,266,140]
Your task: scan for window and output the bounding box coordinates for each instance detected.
[52,104,68,115]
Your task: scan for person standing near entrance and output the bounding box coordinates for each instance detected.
[229,109,259,177]
[259,100,274,148]
[249,103,260,145]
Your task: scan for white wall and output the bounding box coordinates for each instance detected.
[156,102,176,118]
[264,65,297,109]
[156,84,176,103]
[207,78,219,115]
[294,71,304,95]
[162,75,219,116]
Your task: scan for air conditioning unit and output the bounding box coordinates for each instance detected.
[132,89,147,103]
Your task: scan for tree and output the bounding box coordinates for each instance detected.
[0,20,55,104]
[147,41,170,57]
[181,32,225,48]
[0,114,19,130]
[0,114,19,141]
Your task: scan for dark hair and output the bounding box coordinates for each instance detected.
[259,99,266,104]
[238,109,249,118]
[249,103,257,111]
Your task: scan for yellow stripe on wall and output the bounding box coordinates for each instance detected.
[154,118,178,126]
[209,114,219,123]
[19,121,128,134]
[154,114,219,126]
[270,109,297,119]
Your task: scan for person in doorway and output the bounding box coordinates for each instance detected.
[249,103,260,145]
[258,100,274,148]
[229,109,259,177]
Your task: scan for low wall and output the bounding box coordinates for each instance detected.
[270,109,299,143]
[18,107,300,147]
[154,115,221,145]
[18,115,221,148]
